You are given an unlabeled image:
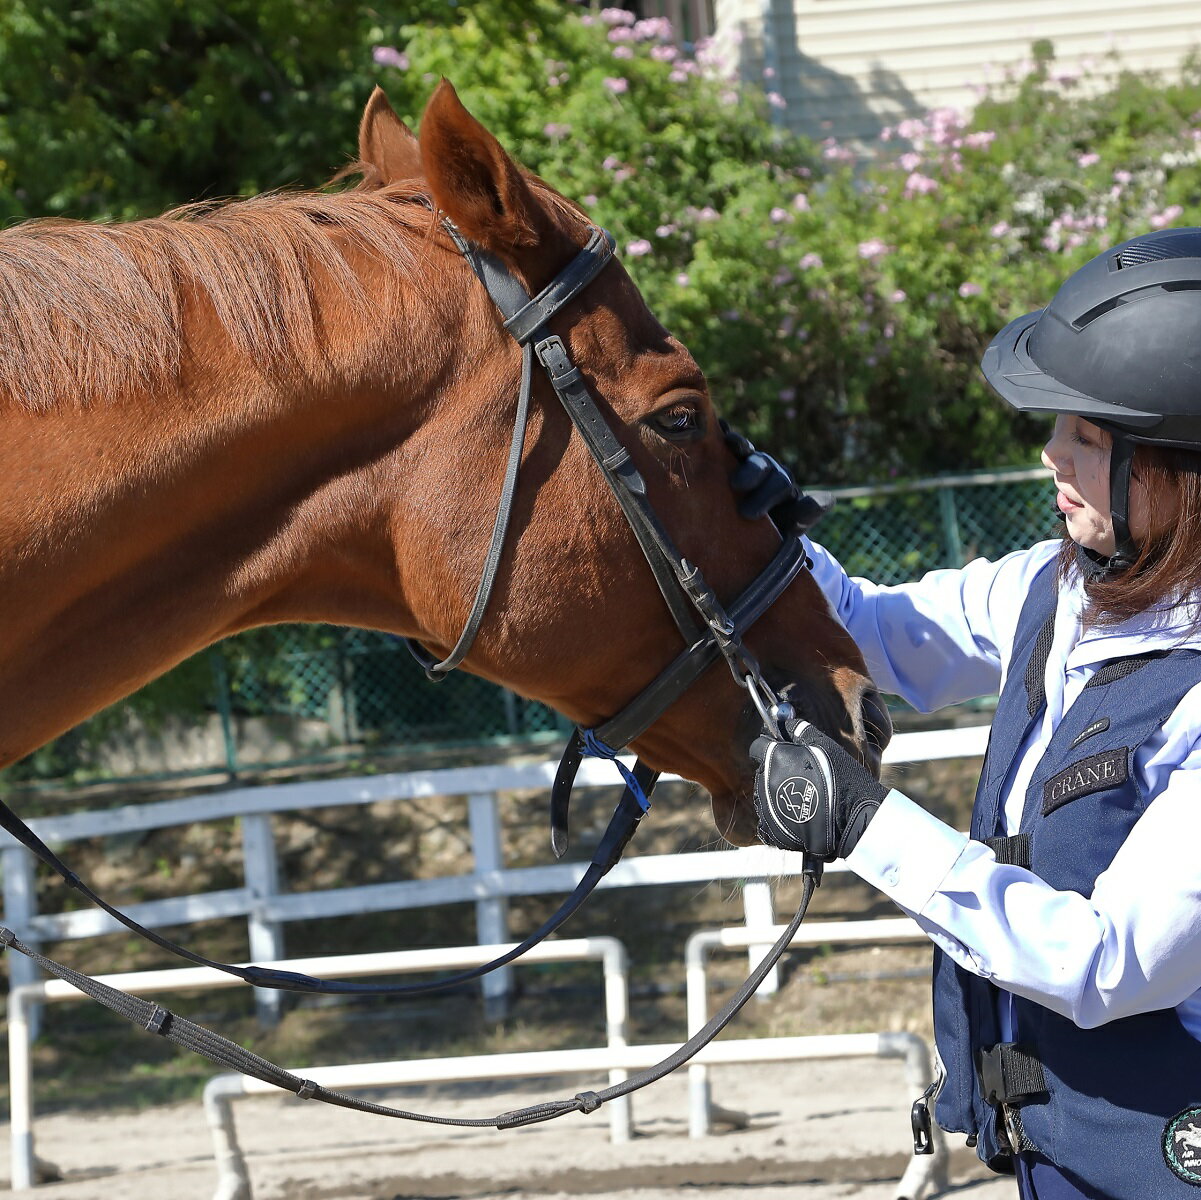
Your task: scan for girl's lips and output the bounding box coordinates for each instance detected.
[1057,491,1083,513]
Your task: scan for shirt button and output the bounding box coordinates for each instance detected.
[885,869,900,887]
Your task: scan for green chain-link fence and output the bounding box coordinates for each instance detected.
[7,466,1056,786]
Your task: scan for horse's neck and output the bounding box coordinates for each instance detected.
[0,338,434,768]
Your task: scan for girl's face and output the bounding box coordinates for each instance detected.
[1040,415,1152,555]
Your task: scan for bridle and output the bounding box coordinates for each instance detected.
[409,217,810,854]
[0,214,826,1130]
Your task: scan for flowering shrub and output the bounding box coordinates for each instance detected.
[5,7,1201,480]
[383,21,1201,481]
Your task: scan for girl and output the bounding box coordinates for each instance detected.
[750,228,1201,1199]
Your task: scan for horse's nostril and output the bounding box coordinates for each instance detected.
[862,687,893,754]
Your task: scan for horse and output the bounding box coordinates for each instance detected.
[0,80,889,846]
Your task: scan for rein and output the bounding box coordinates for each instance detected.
[0,215,824,1130]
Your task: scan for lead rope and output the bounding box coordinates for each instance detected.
[0,871,815,1129]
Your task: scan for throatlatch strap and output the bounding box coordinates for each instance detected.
[406,338,536,681]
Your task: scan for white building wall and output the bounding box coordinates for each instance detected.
[714,0,1201,143]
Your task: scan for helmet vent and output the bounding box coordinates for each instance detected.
[1115,230,1201,268]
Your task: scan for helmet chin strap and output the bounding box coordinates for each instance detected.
[1106,432,1140,573]
[1060,430,1139,579]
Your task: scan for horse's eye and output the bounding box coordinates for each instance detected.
[648,401,704,441]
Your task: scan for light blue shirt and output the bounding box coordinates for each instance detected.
[807,537,1201,1039]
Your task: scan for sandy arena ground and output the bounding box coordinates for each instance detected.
[1,1057,1017,1200]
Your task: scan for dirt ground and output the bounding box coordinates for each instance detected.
[1,1057,1016,1200]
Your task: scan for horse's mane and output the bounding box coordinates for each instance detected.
[0,184,440,410]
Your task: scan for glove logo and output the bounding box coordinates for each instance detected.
[775,776,818,823]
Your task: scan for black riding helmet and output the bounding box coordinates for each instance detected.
[982,227,1201,571]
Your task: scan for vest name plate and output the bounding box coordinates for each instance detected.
[1042,747,1129,815]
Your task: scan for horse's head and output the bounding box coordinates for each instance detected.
[361,83,889,845]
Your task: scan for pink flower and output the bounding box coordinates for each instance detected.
[1077,151,1101,168]
[904,172,939,196]
[798,252,824,270]
[602,155,622,171]
[1150,205,1185,229]
[767,91,787,109]
[603,77,629,94]
[857,239,891,260]
[1114,169,1133,184]
[958,282,982,297]
[583,194,598,207]
[372,46,408,70]
[990,221,1011,237]
[656,224,676,237]
[669,66,690,83]
[611,45,633,59]
[599,6,635,25]
[964,130,997,149]
[607,25,634,41]
[626,239,653,257]
[778,386,796,401]
[651,44,678,61]
[891,289,907,303]
[769,206,790,223]
[633,16,673,40]
[899,151,923,172]
[675,272,690,287]
[543,122,571,138]
[793,193,810,211]
[822,138,855,163]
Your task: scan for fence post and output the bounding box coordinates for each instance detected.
[741,879,779,997]
[241,814,285,1026]
[938,485,964,567]
[209,651,240,780]
[2,845,43,1042]
[467,792,512,1021]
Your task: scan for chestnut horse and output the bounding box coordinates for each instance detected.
[0,82,886,845]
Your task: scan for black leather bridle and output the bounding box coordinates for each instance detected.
[0,214,825,1130]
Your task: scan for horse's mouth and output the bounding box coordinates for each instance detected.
[711,781,761,847]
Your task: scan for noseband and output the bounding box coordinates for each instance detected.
[0,216,824,1133]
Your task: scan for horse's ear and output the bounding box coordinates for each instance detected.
[418,78,547,252]
[357,87,423,187]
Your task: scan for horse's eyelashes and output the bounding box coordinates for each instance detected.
[647,400,705,443]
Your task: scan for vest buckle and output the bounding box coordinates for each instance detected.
[976,1042,1047,1108]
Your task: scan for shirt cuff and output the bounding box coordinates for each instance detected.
[845,788,970,915]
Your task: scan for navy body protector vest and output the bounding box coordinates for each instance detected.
[932,559,1201,1195]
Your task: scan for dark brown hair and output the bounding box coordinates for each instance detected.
[1058,440,1201,630]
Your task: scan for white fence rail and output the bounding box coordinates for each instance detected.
[1,724,989,1195]
[0,724,990,1025]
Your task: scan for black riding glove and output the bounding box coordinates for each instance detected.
[721,422,833,535]
[750,719,888,861]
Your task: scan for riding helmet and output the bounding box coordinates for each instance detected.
[981,227,1201,568]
